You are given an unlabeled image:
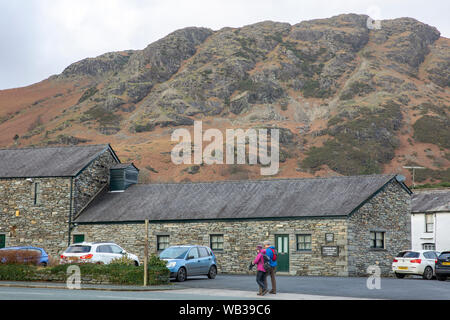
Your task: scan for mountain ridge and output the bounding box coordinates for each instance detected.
[0,14,449,185]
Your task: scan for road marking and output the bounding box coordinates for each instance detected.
[161,288,376,300]
[94,294,156,300]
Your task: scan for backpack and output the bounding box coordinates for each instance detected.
[270,248,277,262]
[262,253,271,271]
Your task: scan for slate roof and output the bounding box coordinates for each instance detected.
[110,163,139,171]
[411,190,450,213]
[75,174,408,223]
[0,144,119,178]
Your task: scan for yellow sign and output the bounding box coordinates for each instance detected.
[15,210,20,217]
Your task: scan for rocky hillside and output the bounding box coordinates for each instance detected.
[0,14,449,185]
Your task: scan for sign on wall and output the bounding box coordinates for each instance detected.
[321,246,339,257]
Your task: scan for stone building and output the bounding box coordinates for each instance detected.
[0,144,119,255]
[0,144,412,276]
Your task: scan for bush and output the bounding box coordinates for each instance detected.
[110,256,136,266]
[0,255,170,286]
[413,115,450,149]
[0,249,41,265]
[78,87,99,104]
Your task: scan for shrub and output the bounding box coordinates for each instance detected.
[0,259,170,286]
[302,102,403,176]
[78,87,99,104]
[413,115,450,149]
[0,249,41,265]
[110,256,136,266]
[82,105,122,126]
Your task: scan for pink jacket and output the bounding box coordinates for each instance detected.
[253,249,267,272]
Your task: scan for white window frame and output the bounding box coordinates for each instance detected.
[425,214,434,233]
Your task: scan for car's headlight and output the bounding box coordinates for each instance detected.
[166,262,176,268]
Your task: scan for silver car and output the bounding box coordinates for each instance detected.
[60,242,140,266]
[392,250,440,280]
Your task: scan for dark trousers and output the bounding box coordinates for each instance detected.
[256,271,267,292]
[264,267,277,293]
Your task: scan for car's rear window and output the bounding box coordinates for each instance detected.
[439,253,450,260]
[66,246,91,253]
[403,251,420,258]
[396,251,407,257]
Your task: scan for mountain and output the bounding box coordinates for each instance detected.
[0,14,449,185]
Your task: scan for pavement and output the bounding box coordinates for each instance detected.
[0,280,184,291]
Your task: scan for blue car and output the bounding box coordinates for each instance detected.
[159,245,217,282]
[0,246,49,266]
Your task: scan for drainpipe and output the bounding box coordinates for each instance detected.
[68,177,73,246]
[434,213,437,251]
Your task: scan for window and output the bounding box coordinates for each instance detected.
[188,248,199,259]
[403,251,420,258]
[439,253,450,260]
[422,243,436,251]
[66,245,91,253]
[157,235,170,251]
[110,245,124,254]
[425,214,434,233]
[198,247,210,258]
[0,234,5,249]
[296,234,312,251]
[159,247,189,259]
[96,245,112,253]
[210,235,224,251]
[32,182,40,205]
[370,231,385,249]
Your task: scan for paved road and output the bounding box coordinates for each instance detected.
[174,274,450,300]
[0,275,448,300]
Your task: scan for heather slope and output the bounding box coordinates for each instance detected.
[0,14,448,185]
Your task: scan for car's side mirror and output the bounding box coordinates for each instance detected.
[187,255,194,260]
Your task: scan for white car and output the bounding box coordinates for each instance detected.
[60,242,140,266]
[392,250,440,280]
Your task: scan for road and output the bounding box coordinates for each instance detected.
[0,275,448,300]
[178,274,450,300]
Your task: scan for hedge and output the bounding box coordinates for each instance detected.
[0,263,169,286]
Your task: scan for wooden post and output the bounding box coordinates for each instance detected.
[144,219,149,286]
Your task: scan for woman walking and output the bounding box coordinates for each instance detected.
[251,244,269,296]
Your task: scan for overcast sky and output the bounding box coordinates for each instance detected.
[0,0,448,90]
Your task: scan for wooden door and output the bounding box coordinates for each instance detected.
[275,234,289,272]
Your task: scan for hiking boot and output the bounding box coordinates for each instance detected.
[269,290,276,294]
[261,289,269,296]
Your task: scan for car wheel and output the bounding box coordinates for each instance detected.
[40,262,47,267]
[207,265,217,279]
[436,275,447,281]
[395,272,405,279]
[176,267,187,282]
[134,261,139,266]
[422,267,433,280]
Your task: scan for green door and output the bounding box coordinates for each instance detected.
[73,234,85,244]
[275,235,289,272]
[0,234,5,249]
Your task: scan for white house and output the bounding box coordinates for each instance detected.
[411,189,450,252]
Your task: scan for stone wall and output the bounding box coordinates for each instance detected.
[73,149,118,214]
[347,180,411,276]
[74,217,349,276]
[0,148,119,257]
[0,177,71,256]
